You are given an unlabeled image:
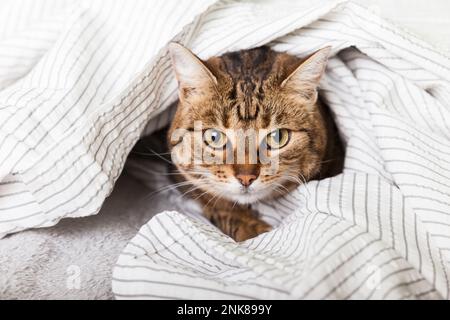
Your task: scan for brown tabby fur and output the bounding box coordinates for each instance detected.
[167,44,343,242]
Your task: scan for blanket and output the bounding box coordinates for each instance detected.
[0,0,449,299]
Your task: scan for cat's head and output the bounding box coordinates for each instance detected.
[168,43,331,204]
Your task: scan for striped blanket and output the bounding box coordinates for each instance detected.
[1,0,450,299]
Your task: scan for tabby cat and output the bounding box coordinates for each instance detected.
[167,43,343,242]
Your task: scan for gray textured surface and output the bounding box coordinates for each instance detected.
[0,156,172,299]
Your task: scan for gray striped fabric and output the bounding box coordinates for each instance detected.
[0,0,449,299]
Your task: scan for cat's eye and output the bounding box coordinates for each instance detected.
[265,129,290,149]
[203,128,227,149]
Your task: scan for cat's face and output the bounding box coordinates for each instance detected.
[168,44,330,204]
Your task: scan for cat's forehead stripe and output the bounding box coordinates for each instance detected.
[219,46,276,123]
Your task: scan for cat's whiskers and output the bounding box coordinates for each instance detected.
[264,179,288,198]
[203,188,225,210]
[320,158,336,165]
[177,182,212,201]
[283,171,311,197]
[272,185,286,197]
[283,173,302,185]
[273,182,290,194]
[141,147,175,166]
[144,177,208,199]
[137,168,206,177]
[157,172,203,176]
[231,198,240,211]
[193,189,212,201]
[131,150,173,157]
[212,189,228,209]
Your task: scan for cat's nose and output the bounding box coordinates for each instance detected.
[234,164,260,187]
[236,174,257,187]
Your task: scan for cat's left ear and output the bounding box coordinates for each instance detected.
[281,46,331,103]
[168,43,217,100]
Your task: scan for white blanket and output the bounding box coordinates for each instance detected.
[0,0,449,299]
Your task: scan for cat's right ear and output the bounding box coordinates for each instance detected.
[168,43,217,100]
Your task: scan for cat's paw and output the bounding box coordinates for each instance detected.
[234,220,272,242]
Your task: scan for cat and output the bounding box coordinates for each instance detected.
[167,43,343,242]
